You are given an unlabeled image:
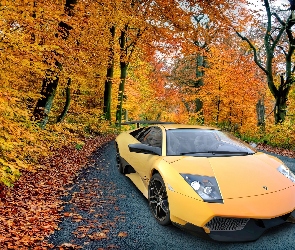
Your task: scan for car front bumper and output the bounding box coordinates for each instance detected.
[173,210,295,242]
[168,184,295,242]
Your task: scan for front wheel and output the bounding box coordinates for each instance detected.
[148,173,171,226]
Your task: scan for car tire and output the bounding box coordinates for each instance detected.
[148,173,171,226]
[115,143,124,174]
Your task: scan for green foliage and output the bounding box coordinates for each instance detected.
[75,142,85,151]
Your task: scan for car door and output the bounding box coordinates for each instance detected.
[128,126,163,186]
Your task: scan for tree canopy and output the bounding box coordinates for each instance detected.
[0,0,295,187]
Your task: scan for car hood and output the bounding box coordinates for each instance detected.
[165,152,294,199]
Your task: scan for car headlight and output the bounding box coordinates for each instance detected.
[277,165,295,183]
[180,174,223,203]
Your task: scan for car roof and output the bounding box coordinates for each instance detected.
[159,124,219,130]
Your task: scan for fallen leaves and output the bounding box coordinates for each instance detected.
[0,134,115,249]
[88,232,108,240]
[59,242,83,249]
[117,232,128,238]
[257,144,295,158]
[71,213,83,223]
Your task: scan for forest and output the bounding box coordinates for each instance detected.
[0,0,295,187]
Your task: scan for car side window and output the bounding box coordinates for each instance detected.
[141,127,162,148]
[136,127,151,142]
[130,127,146,139]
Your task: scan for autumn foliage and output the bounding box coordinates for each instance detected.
[0,0,294,188]
[0,0,295,248]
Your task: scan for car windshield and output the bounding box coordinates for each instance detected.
[166,129,256,156]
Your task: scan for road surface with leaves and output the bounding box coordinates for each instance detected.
[47,141,295,250]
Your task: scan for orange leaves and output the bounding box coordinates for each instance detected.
[0,134,114,248]
[88,232,108,240]
[195,41,267,129]
[59,242,82,249]
[117,231,128,238]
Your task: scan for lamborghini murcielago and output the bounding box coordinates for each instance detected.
[115,123,295,242]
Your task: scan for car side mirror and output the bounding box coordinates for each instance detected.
[128,143,161,155]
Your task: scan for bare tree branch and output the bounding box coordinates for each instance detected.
[271,26,286,51]
[285,15,295,44]
[235,30,267,74]
[264,0,272,53]
[272,13,286,26]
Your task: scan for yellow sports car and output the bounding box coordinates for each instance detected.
[115,123,295,242]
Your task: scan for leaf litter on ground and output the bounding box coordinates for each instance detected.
[0,134,115,249]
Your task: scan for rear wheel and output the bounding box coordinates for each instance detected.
[115,143,124,174]
[148,173,171,226]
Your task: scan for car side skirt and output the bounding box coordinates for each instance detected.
[120,156,148,198]
[126,172,148,198]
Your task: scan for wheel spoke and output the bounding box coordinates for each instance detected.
[156,204,162,217]
[160,200,168,213]
[149,199,157,204]
[152,181,161,195]
[158,185,166,197]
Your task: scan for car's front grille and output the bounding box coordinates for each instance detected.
[205,217,249,231]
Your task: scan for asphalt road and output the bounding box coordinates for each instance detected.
[48,141,295,250]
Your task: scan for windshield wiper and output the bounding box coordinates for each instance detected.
[180,151,254,155]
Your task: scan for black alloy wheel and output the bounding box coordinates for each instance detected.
[115,143,124,174]
[148,173,171,226]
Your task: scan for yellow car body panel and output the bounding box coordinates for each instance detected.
[208,155,292,199]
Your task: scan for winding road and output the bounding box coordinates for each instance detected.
[48,141,295,250]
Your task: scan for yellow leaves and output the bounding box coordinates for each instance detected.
[0,159,21,187]
[264,122,295,150]
[0,138,14,151]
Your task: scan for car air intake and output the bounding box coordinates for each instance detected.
[205,217,249,231]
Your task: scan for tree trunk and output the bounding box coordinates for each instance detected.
[33,70,59,129]
[195,98,204,124]
[216,98,220,124]
[275,90,288,123]
[116,25,128,126]
[216,82,221,124]
[57,78,71,123]
[116,62,128,125]
[272,75,291,124]
[256,99,265,126]
[32,0,76,128]
[103,26,115,121]
[194,53,205,124]
[195,54,205,87]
